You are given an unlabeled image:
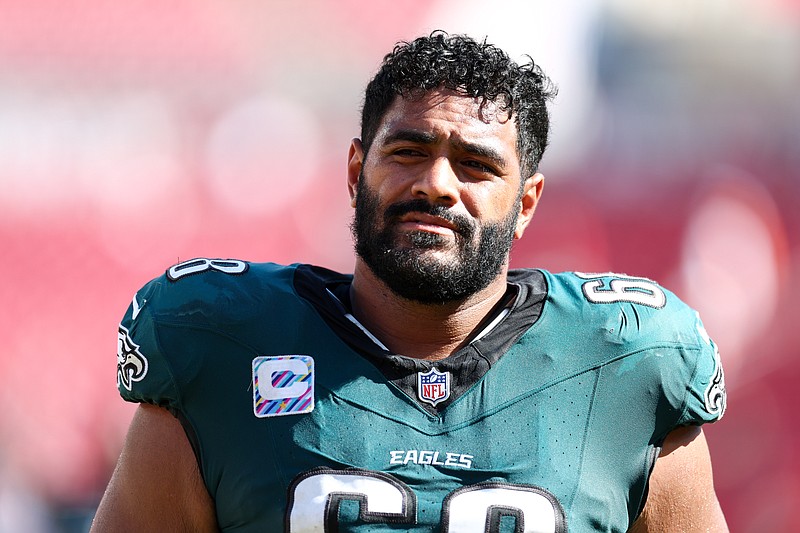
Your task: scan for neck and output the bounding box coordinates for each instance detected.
[349,260,510,360]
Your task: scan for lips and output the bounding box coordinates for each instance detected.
[382,199,471,238]
[398,212,459,233]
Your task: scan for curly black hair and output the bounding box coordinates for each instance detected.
[360,31,557,177]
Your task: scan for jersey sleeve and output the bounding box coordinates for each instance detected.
[558,271,727,433]
[676,311,727,426]
[116,277,181,410]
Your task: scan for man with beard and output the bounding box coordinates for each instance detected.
[93,32,727,532]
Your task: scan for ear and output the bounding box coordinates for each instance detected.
[514,172,545,239]
[347,138,364,208]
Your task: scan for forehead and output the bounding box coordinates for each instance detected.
[374,89,518,153]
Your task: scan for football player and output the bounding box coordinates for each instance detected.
[92,32,727,532]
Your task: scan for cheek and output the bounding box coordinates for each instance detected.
[463,185,516,221]
[361,164,401,199]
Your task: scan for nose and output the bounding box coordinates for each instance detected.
[410,157,459,206]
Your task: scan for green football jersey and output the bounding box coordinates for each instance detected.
[116,259,726,532]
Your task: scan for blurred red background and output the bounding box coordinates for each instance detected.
[0,1,798,531]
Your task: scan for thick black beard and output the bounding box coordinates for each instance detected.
[351,180,518,304]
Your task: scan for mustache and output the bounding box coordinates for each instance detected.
[383,199,474,235]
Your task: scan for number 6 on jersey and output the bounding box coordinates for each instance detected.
[577,272,666,308]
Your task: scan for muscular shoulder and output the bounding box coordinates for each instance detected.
[535,270,726,426]
[115,259,307,403]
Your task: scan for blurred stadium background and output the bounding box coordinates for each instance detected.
[0,1,798,531]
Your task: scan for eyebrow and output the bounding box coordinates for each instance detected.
[453,139,508,169]
[382,129,509,169]
[383,129,438,146]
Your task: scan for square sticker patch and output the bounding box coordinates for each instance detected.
[252,355,314,418]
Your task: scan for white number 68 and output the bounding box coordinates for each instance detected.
[286,468,566,532]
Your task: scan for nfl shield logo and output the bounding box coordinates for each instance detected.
[417,368,451,407]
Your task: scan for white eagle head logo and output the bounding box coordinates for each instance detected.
[117,325,149,391]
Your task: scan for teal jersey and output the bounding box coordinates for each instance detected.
[116,259,726,533]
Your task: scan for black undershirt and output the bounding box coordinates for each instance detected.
[293,265,548,415]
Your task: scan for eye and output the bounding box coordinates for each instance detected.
[463,159,498,175]
[392,148,426,158]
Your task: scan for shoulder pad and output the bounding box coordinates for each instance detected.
[544,270,726,424]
